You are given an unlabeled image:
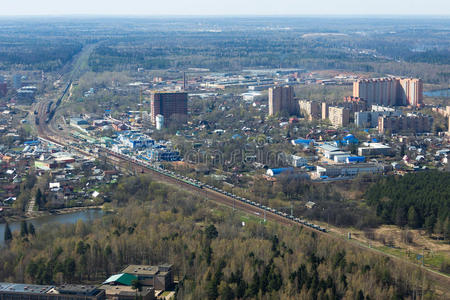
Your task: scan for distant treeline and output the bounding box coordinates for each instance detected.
[86,31,450,83]
[0,39,82,71]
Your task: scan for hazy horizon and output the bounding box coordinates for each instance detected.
[1,0,449,16]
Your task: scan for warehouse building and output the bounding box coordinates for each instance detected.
[316,163,384,178]
[358,142,393,156]
[0,283,105,300]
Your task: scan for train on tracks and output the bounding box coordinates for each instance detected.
[45,81,72,124]
[105,148,328,233]
[38,132,328,234]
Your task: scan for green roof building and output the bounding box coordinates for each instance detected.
[102,273,138,286]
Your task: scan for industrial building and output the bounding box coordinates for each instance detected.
[317,143,341,157]
[290,155,308,167]
[353,77,423,107]
[358,143,393,156]
[100,264,173,299]
[268,86,295,116]
[121,264,173,291]
[316,163,384,178]
[150,92,188,125]
[0,283,105,300]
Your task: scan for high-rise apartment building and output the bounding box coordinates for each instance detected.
[353,77,423,107]
[448,116,450,136]
[298,100,321,120]
[343,96,368,113]
[150,92,188,125]
[268,86,295,116]
[328,106,350,127]
[397,78,423,107]
[378,114,433,134]
[321,102,329,120]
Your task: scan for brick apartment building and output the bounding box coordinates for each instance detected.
[378,114,433,134]
[298,100,321,120]
[150,92,188,125]
[328,106,350,127]
[353,77,423,107]
[268,86,295,116]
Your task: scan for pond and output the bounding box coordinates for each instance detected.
[0,209,104,246]
[424,88,450,98]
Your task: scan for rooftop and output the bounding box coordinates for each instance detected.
[318,144,341,152]
[49,285,101,296]
[360,143,391,149]
[103,273,138,286]
[99,284,154,297]
[122,265,160,276]
[0,283,54,294]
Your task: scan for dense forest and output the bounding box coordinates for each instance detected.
[0,17,449,83]
[0,175,445,299]
[87,35,450,83]
[366,171,450,236]
[0,38,82,71]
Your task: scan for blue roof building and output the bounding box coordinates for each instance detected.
[118,133,154,149]
[24,140,40,146]
[266,167,294,177]
[291,139,314,147]
[346,156,365,163]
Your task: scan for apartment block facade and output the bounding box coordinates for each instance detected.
[328,106,350,127]
[378,114,433,134]
[150,92,188,125]
[268,86,295,116]
[353,77,423,107]
[298,100,321,120]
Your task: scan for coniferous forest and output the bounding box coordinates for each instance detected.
[366,171,450,235]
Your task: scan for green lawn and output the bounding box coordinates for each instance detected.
[376,245,450,274]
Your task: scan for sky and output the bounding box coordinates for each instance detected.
[1,0,449,16]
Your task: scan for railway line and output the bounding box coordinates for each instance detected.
[103,149,321,230]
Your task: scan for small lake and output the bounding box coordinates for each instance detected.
[0,209,104,246]
[424,88,450,98]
